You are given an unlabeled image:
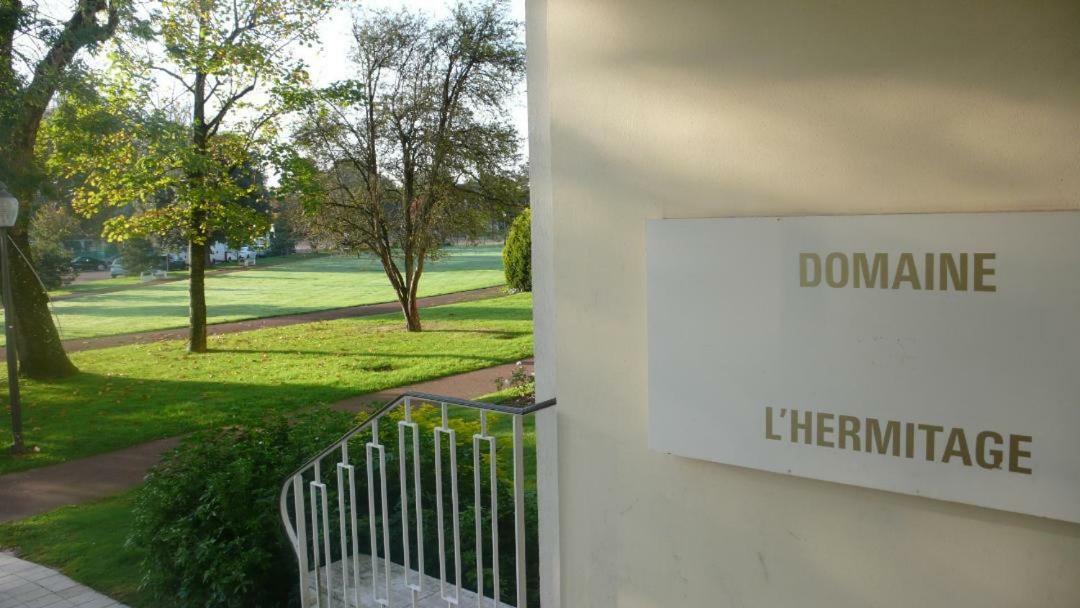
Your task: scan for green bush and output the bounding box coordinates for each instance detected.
[502,208,531,292]
[119,237,159,275]
[128,409,354,608]
[128,406,540,607]
[34,247,78,290]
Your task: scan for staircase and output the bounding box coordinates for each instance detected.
[280,392,555,607]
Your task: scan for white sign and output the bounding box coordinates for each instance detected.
[647,212,1080,523]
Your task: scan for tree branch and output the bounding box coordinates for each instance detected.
[206,77,257,135]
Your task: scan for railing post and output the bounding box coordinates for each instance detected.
[513,414,527,607]
[366,418,392,606]
[435,402,462,605]
[336,442,358,606]
[474,411,500,607]
[292,475,311,607]
[398,396,424,605]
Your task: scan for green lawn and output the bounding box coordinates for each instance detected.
[0,293,532,475]
[11,246,505,342]
[0,492,149,606]
[47,253,323,297]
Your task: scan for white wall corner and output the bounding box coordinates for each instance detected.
[526,0,560,606]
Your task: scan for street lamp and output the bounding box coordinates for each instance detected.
[0,181,23,454]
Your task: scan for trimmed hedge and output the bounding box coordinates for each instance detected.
[502,208,531,292]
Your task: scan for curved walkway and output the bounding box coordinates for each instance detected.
[2,286,505,357]
[0,359,532,524]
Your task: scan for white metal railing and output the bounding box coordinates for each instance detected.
[280,392,555,608]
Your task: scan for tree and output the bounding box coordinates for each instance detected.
[266,198,300,256]
[502,207,530,292]
[0,0,128,378]
[28,202,80,289]
[54,0,329,353]
[118,236,159,275]
[287,1,525,331]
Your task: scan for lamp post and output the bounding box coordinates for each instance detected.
[0,181,23,454]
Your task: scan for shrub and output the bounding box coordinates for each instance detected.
[119,237,159,275]
[502,208,531,292]
[129,406,541,607]
[128,409,354,608]
[33,247,78,290]
[28,202,79,289]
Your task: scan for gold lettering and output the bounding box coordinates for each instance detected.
[939,253,968,291]
[904,422,915,458]
[815,412,835,448]
[974,253,997,292]
[924,253,935,292]
[1009,435,1033,474]
[791,409,812,444]
[800,254,821,287]
[975,431,1004,469]
[891,253,921,290]
[825,253,849,288]
[765,407,781,441]
[853,253,888,289]
[839,415,861,450]
[866,418,900,456]
[942,427,973,466]
[919,424,944,460]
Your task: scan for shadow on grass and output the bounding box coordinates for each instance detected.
[0,373,393,475]
[204,348,515,363]
[421,304,532,323]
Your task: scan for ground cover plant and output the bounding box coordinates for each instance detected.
[0,293,532,474]
[2,246,505,343]
[130,409,355,607]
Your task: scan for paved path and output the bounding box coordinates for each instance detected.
[3,286,505,357]
[0,439,181,525]
[0,552,127,608]
[0,360,532,524]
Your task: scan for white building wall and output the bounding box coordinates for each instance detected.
[527,1,1080,606]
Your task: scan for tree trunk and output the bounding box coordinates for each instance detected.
[188,239,208,352]
[187,69,209,354]
[403,292,422,332]
[6,203,77,379]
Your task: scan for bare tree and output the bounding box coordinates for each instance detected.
[288,1,525,331]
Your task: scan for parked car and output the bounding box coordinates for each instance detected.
[109,259,125,278]
[71,255,108,271]
[159,255,188,270]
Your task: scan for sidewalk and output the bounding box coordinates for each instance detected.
[0,360,532,523]
[0,551,127,608]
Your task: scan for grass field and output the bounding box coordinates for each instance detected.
[0,293,532,475]
[7,246,505,342]
[47,253,323,297]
